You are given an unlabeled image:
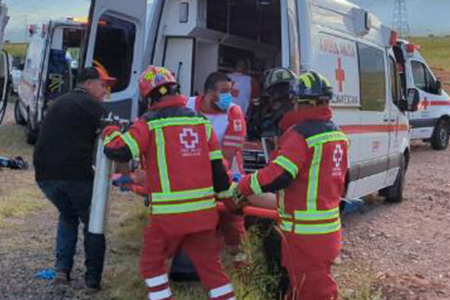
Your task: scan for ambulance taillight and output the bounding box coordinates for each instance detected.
[390,31,398,46]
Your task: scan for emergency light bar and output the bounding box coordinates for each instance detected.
[406,44,420,53]
[66,17,106,26]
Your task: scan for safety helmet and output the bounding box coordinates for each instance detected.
[289,71,333,104]
[262,67,296,92]
[139,66,177,98]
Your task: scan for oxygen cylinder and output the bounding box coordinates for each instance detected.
[89,139,114,234]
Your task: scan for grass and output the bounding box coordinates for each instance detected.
[3,43,28,60]
[0,108,49,227]
[100,206,384,300]
[409,37,450,73]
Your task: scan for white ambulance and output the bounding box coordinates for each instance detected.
[83,0,421,203]
[15,19,85,143]
[393,40,450,150]
[0,2,9,126]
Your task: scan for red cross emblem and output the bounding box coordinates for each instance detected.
[180,128,199,150]
[333,144,344,168]
[421,97,429,110]
[335,58,346,93]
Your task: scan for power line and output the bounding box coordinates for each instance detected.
[392,0,411,38]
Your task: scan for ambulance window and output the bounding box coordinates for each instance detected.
[411,61,435,93]
[358,44,386,112]
[92,14,136,93]
[389,58,402,106]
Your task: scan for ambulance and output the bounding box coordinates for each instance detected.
[15,19,85,143]
[0,2,9,126]
[81,0,423,212]
[394,40,450,150]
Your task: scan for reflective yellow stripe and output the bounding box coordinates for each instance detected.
[151,199,216,215]
[121,132,140,159]
[294,207,340,221]
[307,145,323,211]
[280,220,294,232]
[306,131,348,148]
[293,219,341,235]
[250,171,262,195]
[210,150,223,161]
[299,73,313,88]
[152,187,214,202]
[273,156,299,178]
[148,117,209,130]
[104,131,121,145]
[206,123,213,141]
[216,182,237,200]
[155,128,171,193]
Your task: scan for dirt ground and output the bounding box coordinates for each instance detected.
[2,99,450,299]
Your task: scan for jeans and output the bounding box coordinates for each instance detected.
[37,180,105,284]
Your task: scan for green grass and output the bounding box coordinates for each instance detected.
[3,42,28,60]
[0,117,49,227]
[409,37,450,72]
[100,206,383,300]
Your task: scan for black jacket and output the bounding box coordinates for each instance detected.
[33,88,105,181]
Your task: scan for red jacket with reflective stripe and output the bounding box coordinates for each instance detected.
[104,96,230,235]
[238,106,348,234]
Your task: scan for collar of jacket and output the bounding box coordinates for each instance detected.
[279,105,333,132]
[150,95,187,110]
[73,86,88,94]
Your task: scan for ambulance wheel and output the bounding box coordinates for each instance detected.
[382,155,406,203]
[431,120,450,150]
[14,99,26,125]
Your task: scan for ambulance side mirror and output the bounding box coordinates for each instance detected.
[406,88,420,112]
[433,80,442,95]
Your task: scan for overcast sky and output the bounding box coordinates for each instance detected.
[2,0,449,42]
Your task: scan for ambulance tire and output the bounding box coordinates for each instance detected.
[382,155,406,203]
[26,114,38,145]
[431,120,450,150]
[14,99,26,125]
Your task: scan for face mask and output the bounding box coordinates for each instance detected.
[216,93,232,111]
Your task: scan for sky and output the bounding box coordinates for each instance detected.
[348,0,450,36]
[2,0,450,42]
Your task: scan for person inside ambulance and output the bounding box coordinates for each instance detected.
[230,69,349,300]
[102,66,236,300]
[228,59,260,117]
[186,72,246,259]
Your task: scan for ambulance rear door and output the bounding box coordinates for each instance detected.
[83,0,147,120]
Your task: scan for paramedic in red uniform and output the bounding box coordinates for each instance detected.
[103,66,235,300]
[187,72,246,257]
[232,69,349,300]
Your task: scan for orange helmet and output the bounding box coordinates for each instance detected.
[139,66,177,98]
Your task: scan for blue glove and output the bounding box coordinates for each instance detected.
[112,175,133,192]
[112,175,133,186]
[34,269,56,280]
[232,173,242,183]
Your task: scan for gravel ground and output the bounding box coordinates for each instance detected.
[2,101,450,299]
[342,143,450,300]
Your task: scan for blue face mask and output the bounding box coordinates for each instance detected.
[216,93,233,111]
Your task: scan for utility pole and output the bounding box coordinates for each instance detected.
[392,0,411,38]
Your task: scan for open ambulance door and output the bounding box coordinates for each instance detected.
[163,37,195,97]
[83,0,147,120]
[0,50,9,125]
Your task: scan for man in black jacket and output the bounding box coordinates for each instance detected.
[33,67,115,291]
